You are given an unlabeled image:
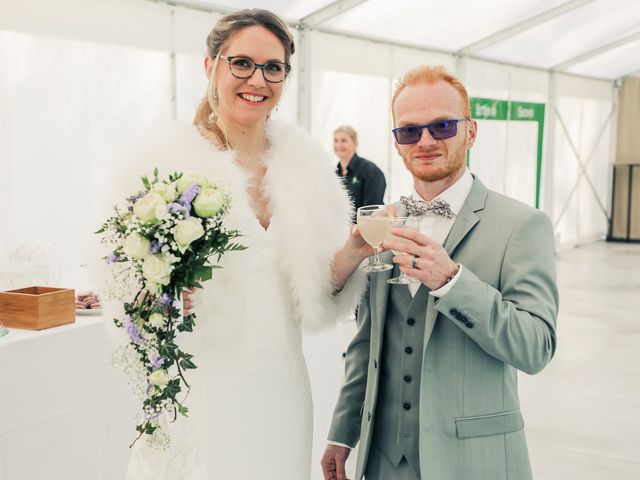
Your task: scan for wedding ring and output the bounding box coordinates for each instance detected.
[411,256,419,269]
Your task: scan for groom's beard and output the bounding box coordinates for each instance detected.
[401,141,467,183]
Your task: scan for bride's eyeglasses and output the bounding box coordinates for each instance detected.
[219,55,291,84]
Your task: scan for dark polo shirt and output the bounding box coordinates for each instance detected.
[336,153,386,223]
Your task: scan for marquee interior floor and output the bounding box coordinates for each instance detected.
[520,240,640,480]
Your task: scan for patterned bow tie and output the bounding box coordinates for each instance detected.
[400,196,454,218]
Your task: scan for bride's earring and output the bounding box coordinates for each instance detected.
[207,88,219,123]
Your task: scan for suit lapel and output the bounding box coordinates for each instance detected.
[442,178,487,254]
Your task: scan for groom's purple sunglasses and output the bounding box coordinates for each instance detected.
[392,118,469,144]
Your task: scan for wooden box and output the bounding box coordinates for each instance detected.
[0,286,75,330]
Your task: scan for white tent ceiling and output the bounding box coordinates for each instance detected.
[174,0,640,80]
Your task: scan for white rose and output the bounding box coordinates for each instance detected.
[145,281,161,295]
[155,204,168,220]
[133,192,166,223]
[148,369,170,387]
[176,173,207,194]
[152,182,178,203]
[149,312,166,329]
[193,188,225,218]
[123,232,151,259]
[174,217,204,252]
[142,254,172,286]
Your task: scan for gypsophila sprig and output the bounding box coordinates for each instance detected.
[97,168,246,448]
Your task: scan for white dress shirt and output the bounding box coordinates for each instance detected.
[408,168,473,297]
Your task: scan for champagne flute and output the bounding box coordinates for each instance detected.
[357,205,393,272]
[387,216,421,284]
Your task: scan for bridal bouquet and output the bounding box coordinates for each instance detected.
[97,169,245,448]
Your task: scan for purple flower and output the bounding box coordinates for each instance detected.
[167,202,190,218]
[127,191,146,204]
[179,183,201,206]
[124,314,144,346]
[160,293,172,306]
[144,411,162,421]
[149,240,160,254]
[150,352,165,370]
[106,253,120,264]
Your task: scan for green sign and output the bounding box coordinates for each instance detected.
[469,97,546,208]
[470,98,508,120]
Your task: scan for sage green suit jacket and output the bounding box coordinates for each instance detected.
[328,177,559,480]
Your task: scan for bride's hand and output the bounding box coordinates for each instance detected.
[182,288,197,315]
[346,204,396,259]
[346,224,375,260]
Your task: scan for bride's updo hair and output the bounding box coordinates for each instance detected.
[193,9,295,145]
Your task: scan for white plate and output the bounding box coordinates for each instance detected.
[76,309,103,316]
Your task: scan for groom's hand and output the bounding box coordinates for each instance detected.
[321,444,351,480]
[182,288,197,315]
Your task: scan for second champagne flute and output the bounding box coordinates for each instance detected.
[357,205,393,272]
[386,216,421,284]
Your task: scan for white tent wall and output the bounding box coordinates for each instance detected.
[462,59,549,210]
[0,29,174,283]
[549,73,614,249]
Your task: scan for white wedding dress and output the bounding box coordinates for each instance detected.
[122,121,367,480]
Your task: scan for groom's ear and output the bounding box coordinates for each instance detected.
[466,120,478,149]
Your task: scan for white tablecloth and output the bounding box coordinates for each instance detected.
[0,316,136,480]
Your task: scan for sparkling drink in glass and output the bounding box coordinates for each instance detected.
[387,216,420,284]
[357,205,393,273]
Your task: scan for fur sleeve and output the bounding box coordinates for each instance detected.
[264,121,368,332]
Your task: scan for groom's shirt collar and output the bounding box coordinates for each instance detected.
[412,168,473,216]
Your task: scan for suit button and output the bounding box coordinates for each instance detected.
[341,352,346,358]
[403,375,412,383]
[456,313,465,321]
[403,403,411,410]
[465,322,474,328]
[407,318,416,326]
[405,347,413,354]
[450,308,459,316]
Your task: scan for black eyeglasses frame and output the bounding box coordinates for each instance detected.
[219,55,291,84]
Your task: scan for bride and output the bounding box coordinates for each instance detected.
[125,8,371,480]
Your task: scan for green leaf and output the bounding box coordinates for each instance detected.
[192,265,212,282]
[179,357,197,370]
[159,343,178,360]
[177,315,195,332]
[177,402,189,416]
[164,379,181,398]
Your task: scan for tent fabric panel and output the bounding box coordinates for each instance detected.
[322,0,567,52]
[0,0,174,51]
[475,0,640,72]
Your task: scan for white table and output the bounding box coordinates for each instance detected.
[0,315,136,480]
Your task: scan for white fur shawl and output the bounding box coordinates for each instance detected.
[119,120,367,332]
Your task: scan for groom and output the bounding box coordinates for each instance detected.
[321,65,559,480]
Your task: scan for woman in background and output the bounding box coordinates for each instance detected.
[334,125,386,223]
